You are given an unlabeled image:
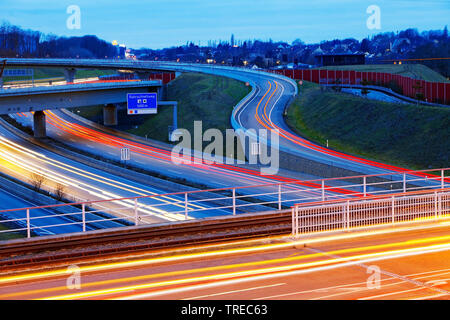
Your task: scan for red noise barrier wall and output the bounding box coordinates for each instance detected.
[148,72,177,84]
[98,72,176,85]
[271,68,450,105]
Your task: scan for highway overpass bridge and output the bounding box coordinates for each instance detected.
[0,58,448,244]
[0,80,162,137]
[0,58,443,179]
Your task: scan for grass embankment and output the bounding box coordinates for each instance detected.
[129,73,250,142]
[319,64,449,82]
[0,224,22,240]
[76,73,251,146]
[286,81,450,170]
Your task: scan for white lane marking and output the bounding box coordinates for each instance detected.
[358,286,427,300]
[411,293,449,300]
[253,279,401,300]
[257,267,450,300]
[236,86,261,128]
[183,283,285,300]
[115,243,450,300]
[214,182,228,187]
[303,245,450,300]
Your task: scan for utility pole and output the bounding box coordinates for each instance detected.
[0,59,6,88]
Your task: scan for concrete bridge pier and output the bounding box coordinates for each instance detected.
[64,68,77,83]
[33,111,46,138]
[103,104,118,126]
[157,85,167,101]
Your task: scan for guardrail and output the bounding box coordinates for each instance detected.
[292,187,450,237]
[0,167,448,239]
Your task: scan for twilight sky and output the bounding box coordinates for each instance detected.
[1,0,448,49]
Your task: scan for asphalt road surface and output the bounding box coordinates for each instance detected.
[1,222,449,300]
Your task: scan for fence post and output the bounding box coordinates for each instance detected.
[434,192,438,219]
[295,206,299,237]
[232,188,236,215]
[403,173,406,193]
[291,207,295,236]
[82,203,86,232]
[346,201,350,230]
[134,198,139,225]
[392,196,395,225]
[321,180,325,201]
[184,192,188,219]
[26,209,30,238]
[438,193,442,218]
[363,176,367,197]
[278,184,282,210]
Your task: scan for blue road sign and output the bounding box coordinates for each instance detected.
[127,93,157,115]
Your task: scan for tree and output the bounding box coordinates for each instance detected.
[292,38,305,47]
[55,183,66,201]
[333,78,342,92]
[30,173,46,192]
[413,81,424,105]
[360,38,370,52]
[361,79,370,97]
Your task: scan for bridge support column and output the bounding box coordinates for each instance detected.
[103,104,118,126]
[64,68,77,83]
[33,111,46,138]
[157,84,167,101]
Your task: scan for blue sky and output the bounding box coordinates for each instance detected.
[1,0,448,49]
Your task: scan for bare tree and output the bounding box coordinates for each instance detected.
[55,183,66,201]
[30,172,46,192]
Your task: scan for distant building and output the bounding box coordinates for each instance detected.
[119,45,126,59]
[315,53,365,67]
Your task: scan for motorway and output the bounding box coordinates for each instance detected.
[0,118,234,226]
[10,109,350,209]
[1,222,449,300]
[0,59,445,235]
[0,188,87,236]
[141,61,436,177]
[3,59,435,178]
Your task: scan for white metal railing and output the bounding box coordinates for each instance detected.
[292,188,450,237]
[0,167,449,239]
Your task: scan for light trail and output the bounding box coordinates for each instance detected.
[38,240,450,300]
[2,224,449,286]
[252,79,444,181]
[44,111,331,194]
[0,134,192,221]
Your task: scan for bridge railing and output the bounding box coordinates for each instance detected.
[0,167,449,239]
[292,188,450,237]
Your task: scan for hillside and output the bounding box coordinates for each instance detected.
[75,73,250,148]
[319,64,449,82]
[286,81,450,169]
